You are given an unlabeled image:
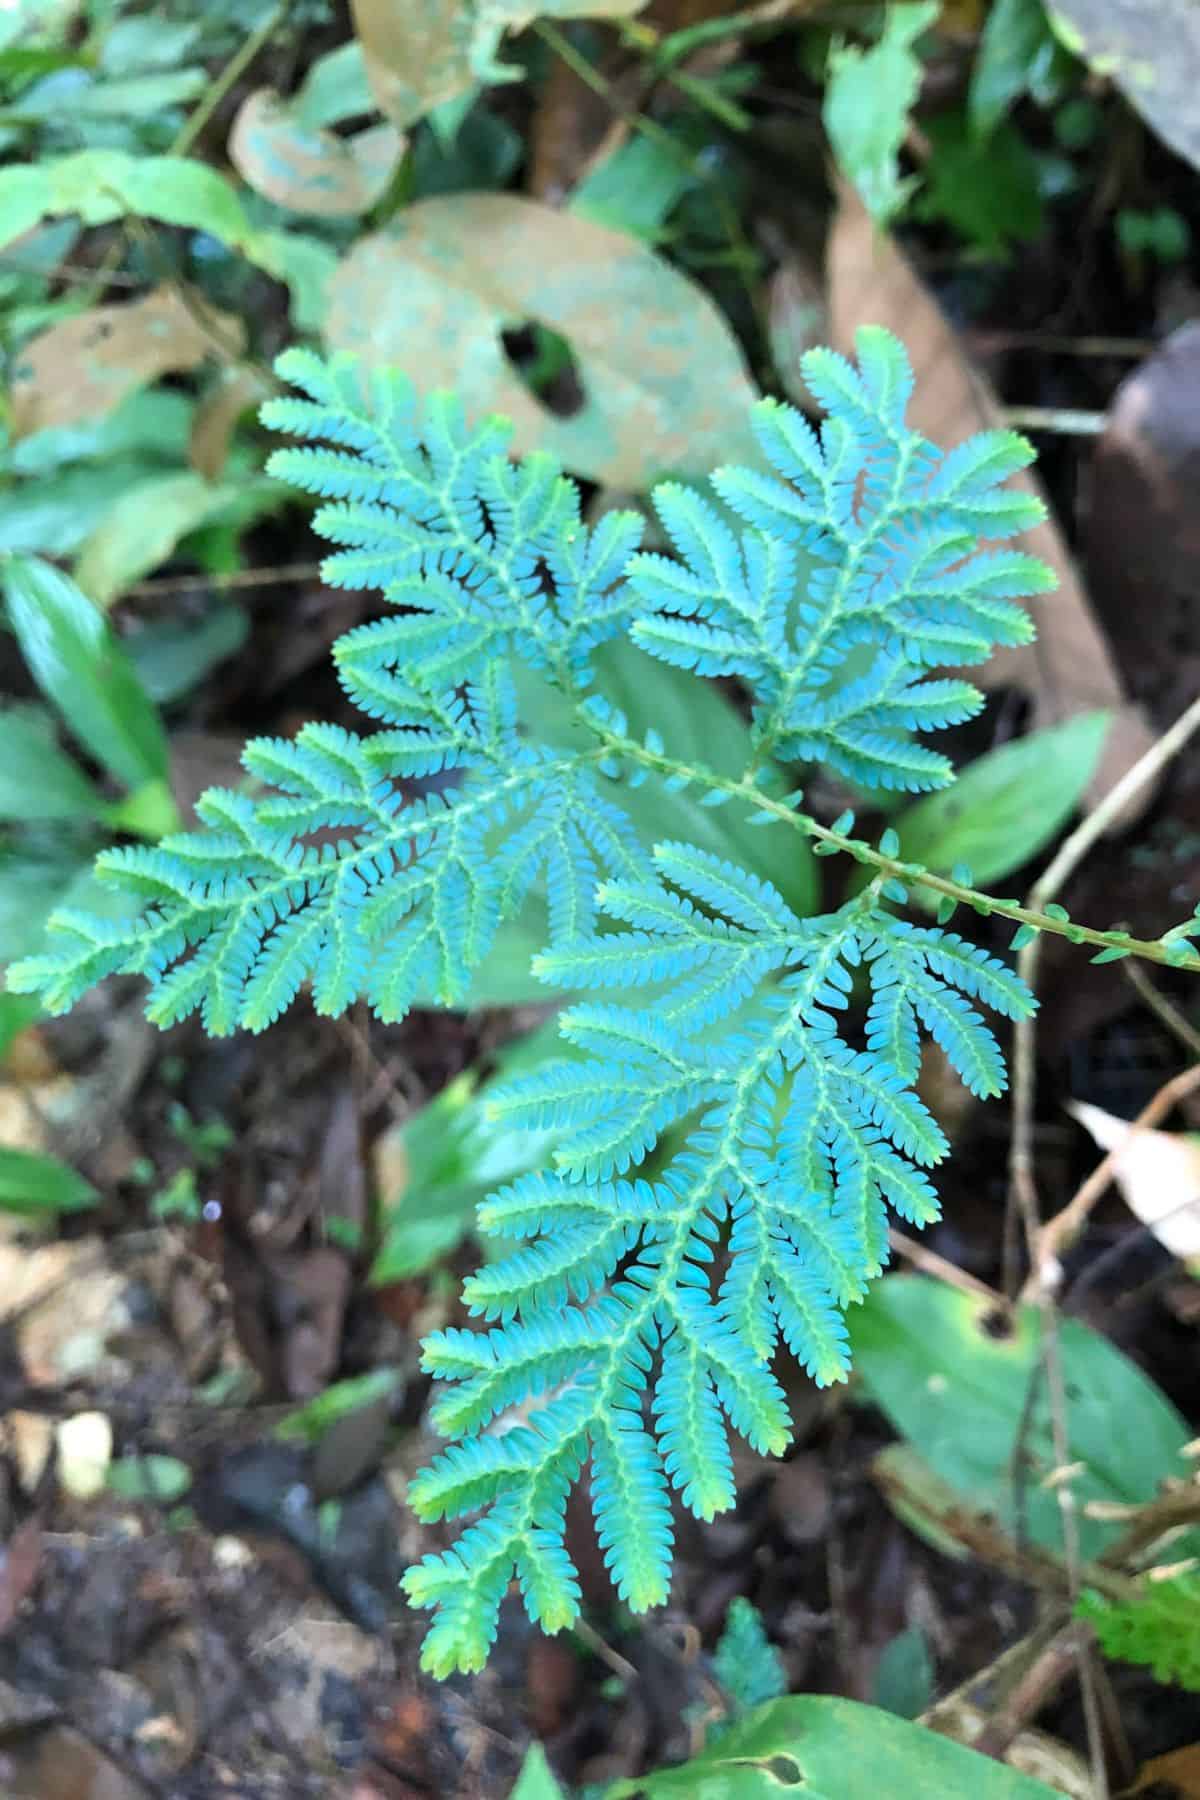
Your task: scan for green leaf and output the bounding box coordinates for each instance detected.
[323,193,763,487]
[712,1599,787,1718]
[872,1625,934,1720]
[12,387,193,478]
[969,0,1061,139]
[370,1022,568,1283]
[1078,1574,1200,1690]
[2,555,172,794]
[0,841,101,964]
[0,1144,98,1216]
[0,151,338,329]
[0,705,106,823]
[606,1695,1060,1797]
[510,1744,566,1800]
[291,41,376,131]
[570,133,693,241]
[823,3,940,224]
[849,1275,1198,1561]
[73,471,247,607]
[0,460,172,557]
[887,713,1110,897]
[124,604,248,706]
[107,1453,192,1504]
[275,1369,401,1443]
[0,991,40,1061]
[914,113,1044,254]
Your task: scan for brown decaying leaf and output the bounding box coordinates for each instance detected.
[0,1517,42,1636]
[1067,1099,1200,1266]
[1086,322,1200,714]
[189,367,272,481]
[826,182,1155,815]
[229,88,403,218]
[9,285,246,440]
[351,0,647,130]
[1132,1741,1200,1797]
[325,192,761,486]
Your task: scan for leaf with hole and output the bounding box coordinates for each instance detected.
[605,1695,1060,1796]
[324,193,761,485]
[849,1275,1198,1560]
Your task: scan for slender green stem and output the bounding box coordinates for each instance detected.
[594,726,1200,973]
[172,1,288,158]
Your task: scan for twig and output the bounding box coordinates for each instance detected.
[971,1621,1094,1764]
[610,730,1200,972]
[998,405,1107,438]
[1009,689,1200,1293]
[125,561,323,599]
[172,2,287,158]
[887,1228,1005,1308]
[967,329,1155,360]
[1025,1062,1200,1297]
[1123,959,1200,1060]
[74,2,287,307]
[533,21,764,314]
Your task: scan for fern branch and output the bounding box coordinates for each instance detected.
[586,725,1200,972]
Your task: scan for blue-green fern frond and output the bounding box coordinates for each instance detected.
[9,354,650,1032]
[5,326,1071,1682]
[403,851,1035,1672]
[627,325,1055,788]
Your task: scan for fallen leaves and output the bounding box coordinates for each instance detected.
[9,285,245,440]
[826,182,1155,814]
[1068,1099,1200,1267]
[350,0,648,129]
[229,88,403,217]
[325,192,761,485]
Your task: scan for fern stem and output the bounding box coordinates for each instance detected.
[595,729,1200,972]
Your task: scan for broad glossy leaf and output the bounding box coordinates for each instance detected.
[125,605,248,706]
[890,712,1110,892]
[607,1695,1058,1797]
[73,470,248,606]
[0,706,105,823]
[0,1145,97,1216]
[2,556,170,791]
[850,1275,1197,1560]
[0,152,339,329]
[324,193,761,486]
[969,0,1059,138]
[291,41,376,131]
